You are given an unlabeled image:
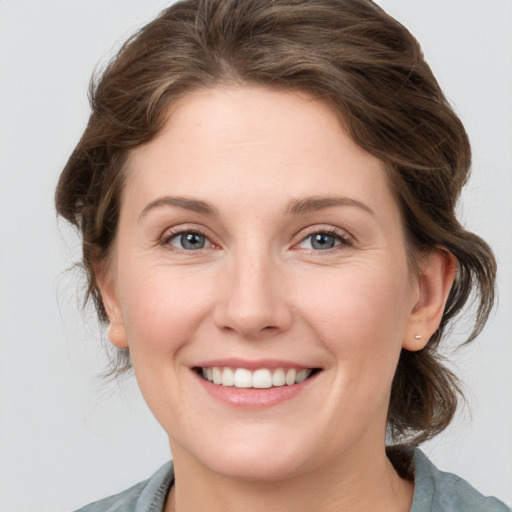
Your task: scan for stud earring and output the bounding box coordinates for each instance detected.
[414,335,422,340]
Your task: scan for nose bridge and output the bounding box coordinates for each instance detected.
[214,241,291,337]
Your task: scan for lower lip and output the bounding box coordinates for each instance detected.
[194,371,319,408]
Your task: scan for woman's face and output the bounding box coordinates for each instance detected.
[102,85,424,481]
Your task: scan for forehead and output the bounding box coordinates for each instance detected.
[124,85,397,218]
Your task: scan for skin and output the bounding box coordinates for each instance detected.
[98,85,455,512]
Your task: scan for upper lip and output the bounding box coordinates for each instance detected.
[193,358,317,370]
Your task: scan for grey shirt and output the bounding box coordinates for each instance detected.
[74,449,509,512]
[410,450,509,511]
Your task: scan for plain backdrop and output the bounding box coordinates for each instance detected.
[1,1,511,510]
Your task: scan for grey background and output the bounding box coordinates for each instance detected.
[1,1,511,510]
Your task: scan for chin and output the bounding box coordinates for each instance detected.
[173,427,314,483]
[208,449,308,483]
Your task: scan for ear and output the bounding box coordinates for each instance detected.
[94,259,128,349]
[403,248,456,351]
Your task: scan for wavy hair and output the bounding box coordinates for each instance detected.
[56,0,496,444]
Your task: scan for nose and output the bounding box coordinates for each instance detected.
[213,249,293,339]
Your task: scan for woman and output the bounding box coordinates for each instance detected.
[55,0,509,510]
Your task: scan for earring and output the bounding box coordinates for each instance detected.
[414,335,422,340]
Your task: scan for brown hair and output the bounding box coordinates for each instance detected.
[55,0,496,445]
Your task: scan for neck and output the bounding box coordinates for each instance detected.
[165,444,413,512]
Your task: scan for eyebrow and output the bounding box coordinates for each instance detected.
[138,194,374,221]
[138,196,218,221]
[286,196,375,216]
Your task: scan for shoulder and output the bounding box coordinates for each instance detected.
[411,449,510,512]
[73,461,174,512]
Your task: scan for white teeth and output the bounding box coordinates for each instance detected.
[252,369,272,389]
[296,369,310,383]
[285,368,297,385]
[212,367,222,385]
[234,368,252,388]
[201,366,314,388]
[221,367,234,387]
[272,368,286,387]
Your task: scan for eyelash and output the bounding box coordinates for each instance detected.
[159,226,353,253]
[296,227,353,252]
[160,227,214,252]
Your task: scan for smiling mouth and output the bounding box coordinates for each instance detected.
[195,366,321,389]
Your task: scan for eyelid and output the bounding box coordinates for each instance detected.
[293,225,354,250]
[160,224,218,251]
[297,224,353,241]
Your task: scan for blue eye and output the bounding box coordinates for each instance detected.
[300,232,344,250]
[168,231,208,250]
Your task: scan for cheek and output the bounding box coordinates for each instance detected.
[117,267,214,357]
[297,262,412,360]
